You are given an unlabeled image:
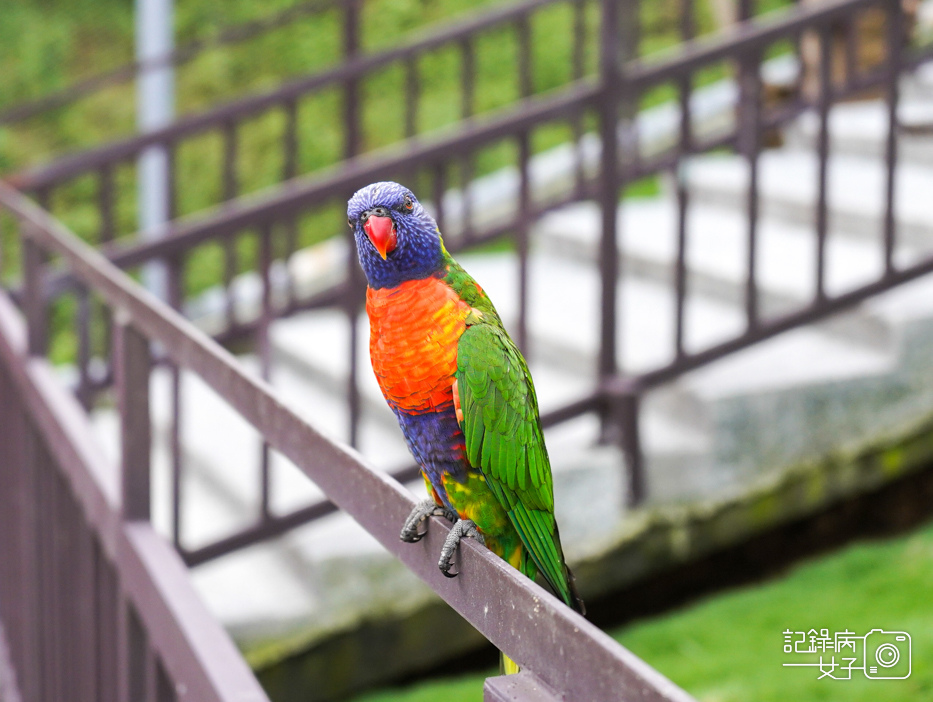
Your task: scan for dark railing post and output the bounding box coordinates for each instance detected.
[113,314,151,702]
[516,128,531,355]
[22,232,48,357]
[515,14,533,355]
[258,222,273,518]
[599,0,645,505]
[597,0,622,393]
[343,0,361,160]
[617,383,645,505]
[738,45,762,331]
[883,0,903,276]
[166,256,185,549]
[343,0,363,448]
[115,315,151,522]
[814,25,832,302]
[674,0,695,359]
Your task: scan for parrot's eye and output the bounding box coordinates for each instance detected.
[403,195,413,211]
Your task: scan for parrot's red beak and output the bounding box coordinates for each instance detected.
[363,215,397,260]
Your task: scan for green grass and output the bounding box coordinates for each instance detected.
[348,519,933,702]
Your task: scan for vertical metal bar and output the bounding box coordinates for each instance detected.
[674,0,694,358]
[114,317,151,522]
[165,141,178,222]
[571,0,587,197]
[345,217,362,448]
[96,543,119,702]
[17,411,40,700]
[517,15,533,99]
[218,131,240,334]
[843,15,859,90]
[34,438,52,702]
[432,162,447,235]
[222,122,239,205]
[814,26,832,301]
[169,363,183,549]
[35,188,51,215]
[344,0,361,447]
[597,0,621,387]
[0,204,4,287]
[460,38,475,120]
[119,604,147,702]
[258,223,273,519]
[54,471,74,702]
[459,37,475,244]
[283,99,298,182]
[22,233,48,357]
[145,647,159,702]
[166,257,184,549]
[461,156,475,242]
[258,224,274,383]
[76,285,93,409]
[516,130,531,354]
[346,285,361,449]
[98,165,116,245]
[0,204,5,281]
[405,57,419,139]
[282,99,300,308]
[883,0,902,275]
[156,661,176,702]
[222,122,240,329]
[616,385,645,507]
[344,0,361,159]
[738,48,762,330]
[74,519,98,702]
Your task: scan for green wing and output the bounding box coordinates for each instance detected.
[456,322,574,607]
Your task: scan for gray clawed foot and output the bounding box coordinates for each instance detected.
[400,498,458,543]
[439,519,485,578]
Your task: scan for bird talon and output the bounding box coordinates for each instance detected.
[437,519,483,578]
[400,498,446,543]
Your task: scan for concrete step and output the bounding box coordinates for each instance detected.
[784,99,933,163]
[903,61,933,102]
[535,197,895,351]
[684,148,933,248]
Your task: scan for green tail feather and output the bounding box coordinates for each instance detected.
[501,652,521,675]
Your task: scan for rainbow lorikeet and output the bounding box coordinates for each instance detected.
[347,182,585,639]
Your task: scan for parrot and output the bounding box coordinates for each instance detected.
[347,181,585,671]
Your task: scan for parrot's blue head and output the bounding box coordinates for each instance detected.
[347,181,444,289]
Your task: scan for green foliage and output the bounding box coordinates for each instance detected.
[349,520,933,702]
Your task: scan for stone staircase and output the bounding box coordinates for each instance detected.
[83,58,933,694]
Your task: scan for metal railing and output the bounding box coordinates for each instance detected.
[7,0,598,227]
[0,179,696,702]
[5,0,810,241]
[0,196,271,701]
[6,0,931,570]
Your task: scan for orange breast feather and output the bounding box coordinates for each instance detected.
[367,277,470,413]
